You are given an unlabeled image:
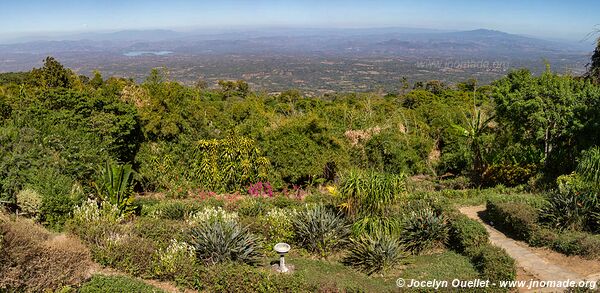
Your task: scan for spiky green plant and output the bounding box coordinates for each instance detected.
[343,233,406,275]
[292,204,350,257]
[339,169,404,217]
[351,216,402,237]
[541,188,599,231]
[189,219,262,266]
[94,162,136,215]
[577,147,600,188]
[400,208,449,254]
[339,169,405,235]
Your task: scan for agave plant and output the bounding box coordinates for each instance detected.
[343,233,406,276]
[189,219,262,265]
[94,162,136,215]
[292,204,350,257]
[400,207,449,254]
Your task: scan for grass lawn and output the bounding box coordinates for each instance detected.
[286,251,478,292]
[399,251,479,282]
[291,257,399,292]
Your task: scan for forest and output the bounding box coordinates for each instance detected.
[0,40,599,292]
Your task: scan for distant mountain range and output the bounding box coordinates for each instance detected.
[0,27,594,93]
[0,27,592,53]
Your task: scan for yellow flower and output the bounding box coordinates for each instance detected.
[326,185,339,196]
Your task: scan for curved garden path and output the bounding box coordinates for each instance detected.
[459,206,600,292]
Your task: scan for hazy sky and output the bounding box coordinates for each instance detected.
[1,0,598,41]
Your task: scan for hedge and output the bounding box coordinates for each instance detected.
[484,200,538,241]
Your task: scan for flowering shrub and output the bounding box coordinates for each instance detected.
[247,181,273,197]
[258,208,296,246]
[186,206,238,226]
[153,239,196,281]
[16,189,42,219]
[72,199,123,224]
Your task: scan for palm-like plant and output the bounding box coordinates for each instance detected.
[190,137,270,192]
[452,87,494,185]
[94,162,136,215]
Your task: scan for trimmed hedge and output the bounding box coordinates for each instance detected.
[470,244,516,289]
[484,200,538,241]
[485,199,600,259]
[448,213,489,254]
[531,228,600,259]
[445,209,516,289]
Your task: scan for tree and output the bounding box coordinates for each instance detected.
[218,80,250,99]
[587,38,600,84]
[89,70,104,89]
[30,57,72,89]
[493,68,600,177]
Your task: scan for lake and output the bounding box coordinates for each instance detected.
[123,51,174,57]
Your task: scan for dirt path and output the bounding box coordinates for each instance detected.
[459,205,600,292]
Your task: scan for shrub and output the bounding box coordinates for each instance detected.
[527,227,558,247]
[484,192,548,209]
[66,200,156,277]
[145,201,187,220]
[186,206,239,226]
[153,239,196,284]
[343,234,406,275]
[16,188,42,219]
[484,200,538,241]
[247,181,274,197]
[400,207,449,254]
[195,263,314,292]
[29,168,83,230]
[261,116,347,185]
[189,219,262,265]
[351,216,402,237]
[292,204,350,257]
[271,195,301,209]
[550,231,600,259]
[448,214,489,254]
[94,233,157,278]
[79,275,164,293]
[188,137,270,192]
[470,245,516,289]
[66,199,123,246]
[0,213,93,292]
[482,163,536,187]
[257,207,296,247]
[236,198,275,217]
[132,217,186,248]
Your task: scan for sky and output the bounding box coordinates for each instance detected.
[1,0,599,41]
